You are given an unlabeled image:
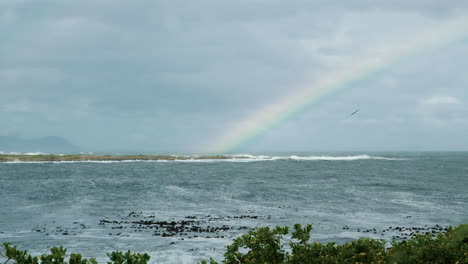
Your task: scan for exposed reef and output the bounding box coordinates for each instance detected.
[25,211,452,242]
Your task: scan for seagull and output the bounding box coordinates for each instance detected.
[350,109,360,116]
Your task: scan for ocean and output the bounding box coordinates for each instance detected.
[0,152,467,263]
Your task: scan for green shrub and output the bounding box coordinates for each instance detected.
[69,253,98,264]
[0,244,147,264]
[388,224,468,264]
[1,243,38,264]
[106,251,150,264]
[202,223,467,264]
[287,224,388,264]
[223,226,289,264]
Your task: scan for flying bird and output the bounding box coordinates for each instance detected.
[350,109,360,116]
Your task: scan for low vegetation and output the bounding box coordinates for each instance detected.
[0,154,236,162]
[2,224,466,264]
[202,223,467,263]
[0,245,149,264]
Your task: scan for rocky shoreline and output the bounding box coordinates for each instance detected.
[0,154,244,162]
[21,211,452,243]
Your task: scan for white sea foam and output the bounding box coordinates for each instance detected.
[231,154,275,159]
[287,155,407,161]
[173,154,405,162]
[174,157,274,163]
[0,151,48,155]
[223,154,408,161]
[1,154,408,163]
[165,185,195,197]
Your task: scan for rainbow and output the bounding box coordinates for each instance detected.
[208,15,468,153]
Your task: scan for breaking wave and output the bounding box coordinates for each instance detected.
[0,154,408,164]
[0,151,49,155]
[287,155,407,161]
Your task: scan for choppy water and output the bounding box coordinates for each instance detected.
[0,152,467,263]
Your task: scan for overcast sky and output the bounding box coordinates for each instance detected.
[1,0,467,153]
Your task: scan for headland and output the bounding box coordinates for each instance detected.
[0,154,238,162]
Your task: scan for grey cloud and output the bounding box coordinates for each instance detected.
[1,0,467,151]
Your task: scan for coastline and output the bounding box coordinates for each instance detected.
[0,154,238,162]
[0,153,413,162]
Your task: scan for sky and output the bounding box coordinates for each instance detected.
[1,0,468,153]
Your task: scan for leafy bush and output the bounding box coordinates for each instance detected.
[1,243,38,264]
[389,224,468,264]
[223,226,289,264]
[202,224,467,264]
[286,224,388,264]
[0,243,147,264]
[106,251,150,264]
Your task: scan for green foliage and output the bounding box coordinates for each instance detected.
[287,224,388,264]
[223,226,289,264]
[388,224,468,264]
[199,258,218,264]
[39,246,67,264]
[335,238,387,264]
[106,251,150,264]
[69,254,97,264]
[0,244,145,264]
[202,223,467,264]
[1,243,38,264]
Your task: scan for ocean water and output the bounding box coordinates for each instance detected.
[0,152,467,263]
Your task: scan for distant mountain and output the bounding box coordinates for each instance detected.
[0,136,80,154]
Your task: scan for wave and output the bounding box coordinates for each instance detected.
[287,155,407,161]
[1,154,408,164]
[176,154,408,162]
[0,151,50,155]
